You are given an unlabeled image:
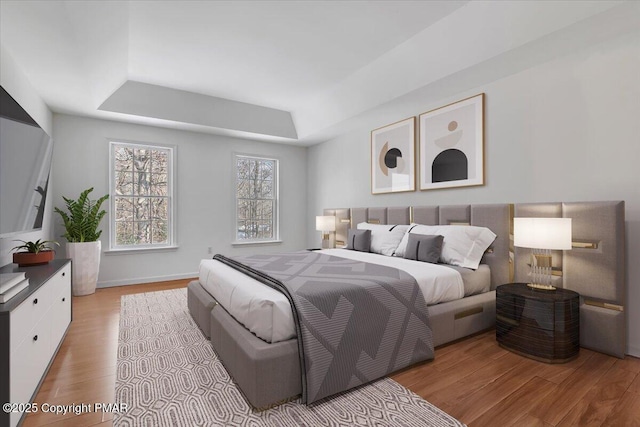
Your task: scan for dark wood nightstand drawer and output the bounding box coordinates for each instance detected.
[496,283,580,363]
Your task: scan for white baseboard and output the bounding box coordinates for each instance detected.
[97,272,198,288]
[628,344,640,358]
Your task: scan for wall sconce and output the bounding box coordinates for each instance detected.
[315,215,336,247]
[514,217,572,290]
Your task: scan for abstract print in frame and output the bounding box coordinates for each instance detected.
[419,93,484,190]
[371,117,415,194]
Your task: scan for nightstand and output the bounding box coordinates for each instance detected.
[496,283,579,363]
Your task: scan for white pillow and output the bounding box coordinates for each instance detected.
[394,224,496,270]
[356,223,409,256]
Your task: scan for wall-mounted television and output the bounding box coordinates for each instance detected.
[0,85,53,237]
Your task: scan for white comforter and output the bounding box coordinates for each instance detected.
[198,249,464,343]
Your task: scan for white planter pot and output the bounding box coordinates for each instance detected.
[67,241,101,296]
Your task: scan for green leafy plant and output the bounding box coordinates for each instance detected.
[11,239,59,253]
[54,187,109,242]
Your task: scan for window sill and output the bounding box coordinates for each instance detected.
[231,240,282,246]
[104,245,179,255]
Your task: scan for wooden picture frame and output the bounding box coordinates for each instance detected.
[419,94,484,191]
[371,117,416,194]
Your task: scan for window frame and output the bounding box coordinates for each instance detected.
[233,153,280,245]
[108,140,177,252]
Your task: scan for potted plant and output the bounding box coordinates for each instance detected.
[11,239,59,266]
[55,187,109,296]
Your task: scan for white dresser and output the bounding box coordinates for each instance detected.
[0,259,72,427]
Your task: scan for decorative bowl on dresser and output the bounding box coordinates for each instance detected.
[496,283,579,363]
[0,259,72,427]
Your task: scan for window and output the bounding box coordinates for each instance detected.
[109,141,175,250]
[235,155,279,242]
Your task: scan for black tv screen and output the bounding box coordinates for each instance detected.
[0,85,53,237]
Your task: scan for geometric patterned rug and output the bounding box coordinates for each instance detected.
[114,288,465,427]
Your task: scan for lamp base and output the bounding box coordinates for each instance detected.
[527,283,556,291]
[529,250,554,289]
[321,233,334,249]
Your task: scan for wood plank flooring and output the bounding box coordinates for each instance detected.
[391,333,640,426]
[21,280,640,426]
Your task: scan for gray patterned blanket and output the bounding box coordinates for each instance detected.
[213,251,434,404]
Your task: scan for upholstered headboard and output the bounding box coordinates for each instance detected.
[331,204,511,290]
[323,201,626,358]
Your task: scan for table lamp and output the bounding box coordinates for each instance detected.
[316,215,336,247]
[513,217,572,290]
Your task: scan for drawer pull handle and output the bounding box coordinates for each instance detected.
[62,272,66,277]
[62,297,66,302]
[33,335,38,341]
[33,298,38,305]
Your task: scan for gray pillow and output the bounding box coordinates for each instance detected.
[403,234,444,263]
[346,229,371,252]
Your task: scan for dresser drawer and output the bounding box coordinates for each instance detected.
[10,282,52,350]
[48,263,71,300]
[50,279,71,351]
[10,318,52,405]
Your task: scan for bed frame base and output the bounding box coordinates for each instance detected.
[429,291,496,347]
[188,280,496,407]
[188,281,301,407]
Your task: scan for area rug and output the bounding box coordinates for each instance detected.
[114,288,465,426]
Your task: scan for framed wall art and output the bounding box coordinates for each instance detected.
[371,117,415,194]
[419,93,484,191]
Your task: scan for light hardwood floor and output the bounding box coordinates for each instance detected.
[23,280,640,427]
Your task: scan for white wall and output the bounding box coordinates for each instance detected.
[307,32,640,355]
[0,45,52,135]
[0,44,54,266]
[52,114,308,287]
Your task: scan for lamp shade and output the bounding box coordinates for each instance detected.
[514,217,572,250]
[315,216,336,232]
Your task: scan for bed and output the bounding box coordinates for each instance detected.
[188,201,625,408]
[188,203,511,407]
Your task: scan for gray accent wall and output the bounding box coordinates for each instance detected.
[51,114,308,287]
[306,31,640,356]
